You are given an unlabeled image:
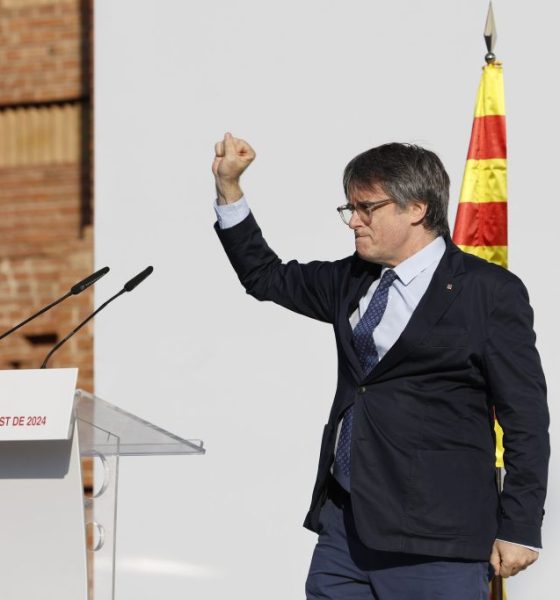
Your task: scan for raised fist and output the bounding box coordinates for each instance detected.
[212,132,256,203]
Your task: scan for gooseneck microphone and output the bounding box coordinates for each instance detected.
[0,266,110,342]
[40,266,154,369]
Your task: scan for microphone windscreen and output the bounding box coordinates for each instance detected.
[71,266,110,295]
[124,266,154,292]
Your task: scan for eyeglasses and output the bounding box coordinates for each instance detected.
[336,198,394,225]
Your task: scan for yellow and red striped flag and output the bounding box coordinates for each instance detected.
[452,61,506,471]
[453,62,507,270]
[452,59,507,600]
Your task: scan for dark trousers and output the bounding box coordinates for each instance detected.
[306,478,491,600]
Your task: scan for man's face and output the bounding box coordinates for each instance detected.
[348,186,427,267]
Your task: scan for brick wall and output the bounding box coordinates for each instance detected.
[0,0,82,105]
[0,0,93,391]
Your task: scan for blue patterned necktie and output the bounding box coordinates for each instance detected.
[333,269,398,490]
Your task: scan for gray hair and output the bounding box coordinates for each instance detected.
[343,143,450,237]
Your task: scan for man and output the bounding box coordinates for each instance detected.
[212,132,549,600]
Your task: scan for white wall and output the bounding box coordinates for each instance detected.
[95,1,559,598]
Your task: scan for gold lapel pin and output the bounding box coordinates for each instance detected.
[446,283,453,290]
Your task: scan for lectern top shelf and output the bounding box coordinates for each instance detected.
[74,390,205,457]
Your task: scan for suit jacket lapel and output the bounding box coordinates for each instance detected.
[363,240,466,384]
[339,259,381,380]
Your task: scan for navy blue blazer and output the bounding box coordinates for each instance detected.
[216,212,549,560]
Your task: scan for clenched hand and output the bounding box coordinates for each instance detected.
[490,540,538,578]
[212,132,256,205]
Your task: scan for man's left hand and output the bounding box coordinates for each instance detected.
[490,540,539,578]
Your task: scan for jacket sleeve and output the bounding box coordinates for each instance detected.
[483,275,550,548]
[215,212,342,324]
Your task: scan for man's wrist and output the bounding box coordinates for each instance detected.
[216,179,243,205]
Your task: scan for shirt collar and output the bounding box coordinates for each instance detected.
[383,236,446,286]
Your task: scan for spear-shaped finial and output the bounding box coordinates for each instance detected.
[484,2,497,63]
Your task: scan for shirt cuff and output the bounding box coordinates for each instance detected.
[214,196,250,229]
[495,539,540,553]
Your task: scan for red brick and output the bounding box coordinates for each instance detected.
[0,0,93,393]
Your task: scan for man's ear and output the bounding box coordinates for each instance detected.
[409,201,428,226]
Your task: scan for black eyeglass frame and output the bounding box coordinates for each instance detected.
[336,198,395,225]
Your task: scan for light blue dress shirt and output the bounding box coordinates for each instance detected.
[349,237,445,348]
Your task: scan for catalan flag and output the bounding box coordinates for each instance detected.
[453,62,507,269]
[453,61,506,474]
[452,58,507,600]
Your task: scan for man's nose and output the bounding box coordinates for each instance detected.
[349,209,362,229]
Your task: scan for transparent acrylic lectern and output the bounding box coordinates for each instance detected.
[0,369,204,600]
[75,390,205,600]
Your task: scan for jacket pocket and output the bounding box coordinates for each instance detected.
[405,449,487,537]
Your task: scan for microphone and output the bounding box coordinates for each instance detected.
[123,266,154,292]
[70,267,110,295]
[0,266,110,342]
[40,266,154,369]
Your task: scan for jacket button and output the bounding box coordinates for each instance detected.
[358,386,367,394]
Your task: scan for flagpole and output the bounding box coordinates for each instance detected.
[453,2,506,595]
[484,6,505,599]
[492,471,504,600]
